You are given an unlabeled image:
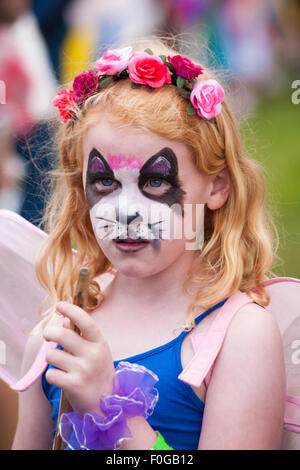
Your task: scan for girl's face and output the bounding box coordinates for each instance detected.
[82,115,220,278]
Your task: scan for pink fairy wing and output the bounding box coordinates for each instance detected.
[255,278,300,449]
[0,210,48,386]
[0,210,116,391]
[253,278,300,400]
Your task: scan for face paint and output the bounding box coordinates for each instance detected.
[85,147,186,250]
[138,147,186,210]
[107,153,143,170]
[85,148,117,210]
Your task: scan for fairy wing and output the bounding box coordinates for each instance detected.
[257,278,300,449]
[0,210,115,391]
[0,210,48,386]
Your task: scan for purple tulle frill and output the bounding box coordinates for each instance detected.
[59,361,159,450]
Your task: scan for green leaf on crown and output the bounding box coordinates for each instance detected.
[180,88,191,99]
[144,48,154,55]
[130,81,142,89]
[159,55,167,63]
[186,103,196,115]
[176,76,185,88]
[99,76,113,88]
[165,62,176,74]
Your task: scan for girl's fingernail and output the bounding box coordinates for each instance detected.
[56,301,66,313]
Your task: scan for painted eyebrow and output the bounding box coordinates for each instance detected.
[87,148,114,177]
[87,146,178,178]
[139,147,178,176]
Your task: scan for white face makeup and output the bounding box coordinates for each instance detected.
[86,147,186,249]
[82,117,208,278]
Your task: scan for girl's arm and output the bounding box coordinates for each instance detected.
[42,302,158,450]
[11,327,54,450]
[198,303,286,450]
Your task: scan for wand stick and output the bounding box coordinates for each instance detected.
[52,267,90,450]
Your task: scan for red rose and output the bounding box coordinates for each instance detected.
[167,55,203,80]
[73,70,99,102]
[52,89,75,123]
[128,52,171,88]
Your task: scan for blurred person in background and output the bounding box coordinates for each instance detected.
[211,0,278,114]
[272,0,300,76]
[32,0,74,82]
[0,0,32,213]
[158,0,209,41]
[0,0,58,225]
[60,0,162,84]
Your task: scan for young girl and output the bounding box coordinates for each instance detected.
[12,39,286,450]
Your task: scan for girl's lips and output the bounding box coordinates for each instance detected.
[113,238,150,252]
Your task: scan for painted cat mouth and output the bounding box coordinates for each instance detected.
[113,237,150,243]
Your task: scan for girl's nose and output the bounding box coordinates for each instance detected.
[117,211,143,226]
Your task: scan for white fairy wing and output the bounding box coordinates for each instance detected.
[0,210,115,390]
[257,278,300,449]
[0,210,48,386]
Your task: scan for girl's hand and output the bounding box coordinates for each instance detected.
[43,301,115,415]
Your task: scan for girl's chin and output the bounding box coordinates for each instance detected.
[112,260,156,278]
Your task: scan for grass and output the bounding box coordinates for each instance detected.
[241,91,300,278]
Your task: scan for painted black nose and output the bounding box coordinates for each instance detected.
[127,214,139,225]
[117,212,142,225]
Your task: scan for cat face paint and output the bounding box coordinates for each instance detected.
[86,147,185,210]
[138,148,186,209]
[85,147,186,249]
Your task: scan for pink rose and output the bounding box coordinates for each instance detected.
[95,46,132,76]
[52,89,75,123]
[73,70,99,102]
[167,54,203,80]
[128,52,171,88]
[190,79,225,119]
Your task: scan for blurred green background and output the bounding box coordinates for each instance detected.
[243,91,300,278]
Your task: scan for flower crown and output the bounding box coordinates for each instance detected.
[53,46,225,124]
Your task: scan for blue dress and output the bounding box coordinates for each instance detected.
[42,298,228,450]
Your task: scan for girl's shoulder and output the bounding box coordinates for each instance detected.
[222,301,281,352]
[197,302,286,449]
[202,300,285,394]
[181,301,284,403]
[188,299,281,353]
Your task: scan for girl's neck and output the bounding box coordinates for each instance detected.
[105,250,200,309]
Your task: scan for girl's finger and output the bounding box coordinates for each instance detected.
[63,316,71,329]
[43,325,85,356]
[45,347,76,373]
[45,367,70,391]
[56,301,102,342]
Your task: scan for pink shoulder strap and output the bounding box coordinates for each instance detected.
[178,290,254,388]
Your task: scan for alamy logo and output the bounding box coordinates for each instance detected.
[0,340,6,365]
[0,80,6,105]
[291,80,300,105]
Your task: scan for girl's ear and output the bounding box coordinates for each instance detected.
[206,166,231,211]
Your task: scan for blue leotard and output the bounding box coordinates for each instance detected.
[42,298,228,450]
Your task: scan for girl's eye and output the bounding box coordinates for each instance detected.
[143,178,171,195]
[95,178,119,192]
[150,179,163,187]
[102,178,114,186]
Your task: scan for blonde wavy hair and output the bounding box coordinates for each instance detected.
[36,38,280,329]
